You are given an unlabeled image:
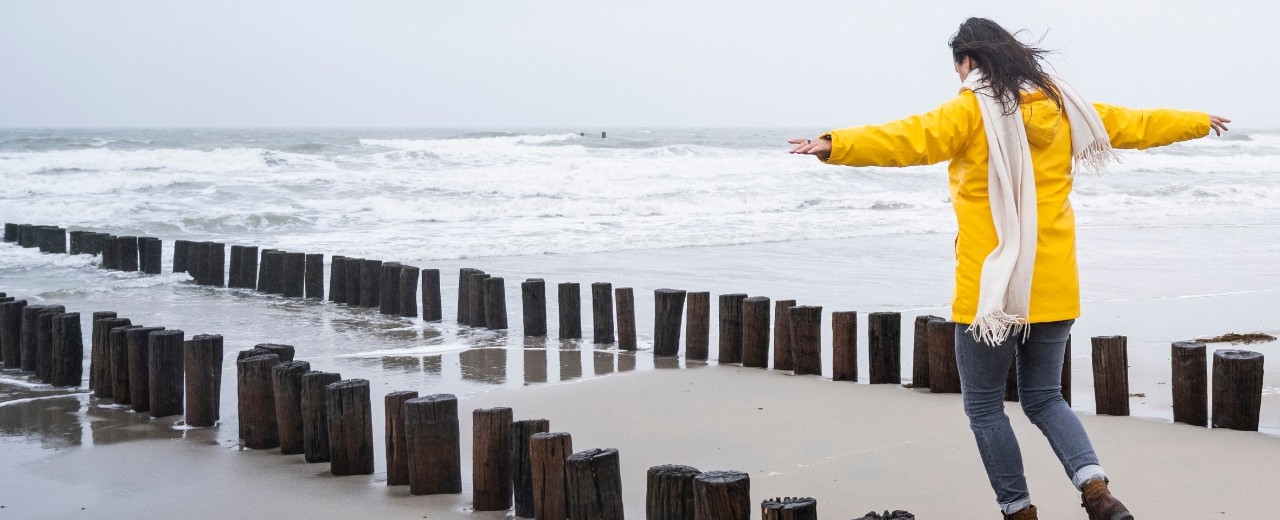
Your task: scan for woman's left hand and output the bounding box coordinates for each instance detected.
[1209,115,1231,136]
[788,137,831,161]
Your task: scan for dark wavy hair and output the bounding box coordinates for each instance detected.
[949,17,1062,115]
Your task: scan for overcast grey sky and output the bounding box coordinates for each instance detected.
[0,1,1273,128]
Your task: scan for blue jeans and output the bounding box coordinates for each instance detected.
[955,320,1106,514]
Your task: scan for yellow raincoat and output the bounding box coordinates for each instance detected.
[822,90,1209,323]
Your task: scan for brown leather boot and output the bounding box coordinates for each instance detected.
[1004,504,1038,519]
[1081,480,1133,520]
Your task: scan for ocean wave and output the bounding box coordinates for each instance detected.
[359,133,583,152]
[0,147,332,176]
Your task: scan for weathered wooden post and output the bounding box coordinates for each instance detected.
[173,240,191,273]
[238,245,258,289]
[238,353,281,449]
[512,418,552,518]
[189,241,209,282]
[260,250,284,294]
[3,223,17,242]
[741,296,770,368]
[91,316,129,398]
[615,288,636,351]
[20,305,50,373]
[273,360,312,453]
[655,289,687,358]
[647,465,702,520]
[868,312,901,384]
[485,277,508,329]
[47,227,68,254]
[591,282,615,344]
[282,252,306,298]
[832,311,857,382]
[772,300,797,371]
[927,320,960,393]
[141,237,162,274]
[327,379,375,475]
[35,305,66,383]
[384,390,419,486]
[185,334,223,427]
[522,278,547,337]
[531,431,573,520]
[343,257,363,306]
[761,497,817,520]
[68,230,84,254]
[422,268,442,321]
[1171,341,1207,427]
[118,236,139,272]
[1091,336,1130,416]
[458,268,481,324]
[718,294,748,364]
[109,325,145,403]
[100,234,120,270]
[399,265,419,317]
[1211,349,1265,431]
[0,300,28,368]
[357,259,382,308]
[465,271,488,327]
[125,326,162,413]
[789,306,823,376]
[912,315,943,388]
[208,242,226,287]
[302,371,342,463]
[473,407,514,511]
[693,471,750,520]
[228,245,246,288]
[305,253,324,299]
[404,393,462,493]
[558,282,582,339]
[379,261,402,314]
[329,256,347,303]
[50,313,83,387]
[148,329,185,418]
[566,448,624,520]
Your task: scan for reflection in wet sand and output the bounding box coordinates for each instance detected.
[459,348,507,384]
[0,394,83,450]
[618,353,636,372]
[593,351,614,376]
[88,402,185,445]
[524,349,548,384]
[559,349,582,381]
[381,356,421,375]
[423,355,442,376]
[655,357,680,370]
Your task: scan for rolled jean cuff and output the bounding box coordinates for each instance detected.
[1000,497,1032,516]
[1072,464,1108,490]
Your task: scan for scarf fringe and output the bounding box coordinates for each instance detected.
[966,311,1029,347]
[1074,139,1122,174]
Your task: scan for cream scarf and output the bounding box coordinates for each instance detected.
[961,69,1117,346]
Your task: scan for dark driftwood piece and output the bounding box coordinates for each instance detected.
[1091,336,1130,416]
[717,293,748,364]
[272,360,312,453]
[789,306,823,376]
[646,464,701,520]
[511,418,551,518]
[615,288,637,351]
[404,394,462,494]
[832,311,857,382]
[327,379,375,475]
[302,370,342,463]
[928,320,960,394]
[531,431,573,520]
[384,390,419,486]
[1171,341,1208,427]
[1211,349,1265,431]
[654,289,687,357]
[238,353,281,449]
[472,407,514,511]
[693,470,750,520]
[566,448,624,520]
[868,312,901,384]
[148,329,185,418]
[522,278,547,337]
[591,282,615,344]
[185,334,223,427]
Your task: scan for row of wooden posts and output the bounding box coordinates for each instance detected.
[3,224,1270,432]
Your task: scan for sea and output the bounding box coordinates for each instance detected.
[0,127,1278,449]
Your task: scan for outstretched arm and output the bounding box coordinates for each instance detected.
[1093,103,1230,149]
[790,91,980,167]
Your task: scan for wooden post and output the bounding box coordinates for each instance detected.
[717,294,747,364]
[760,497,817,520]
[912,315,943,388]
[832,311,857,382]
[404,393,462,493]
[326,379,375,475]
[522,278,547,337]
[558,282,582,339]
[0,300,28,369]
[399,265,419,317]
[531,431,573,520]
[147,329,184,418]
[741,296,770,368]
[485,277,508,329]
[647,465,701,520]
[207,242,226,287]
[379,261,402,315]
[566,448,624,520]
[1211,349,1265,431]
[238,353,281,449]
[305,253,324,299]
[110,325,148,403]
[469,272,491,327]
[343,257,363,305]
[473,407,514,511]
[384,390,420,486]
[789,306,822,376]
[100,234,119,269]
[458,268,481,324]
[35,305,66,383]
[512,418,552,518]
[228,245,245,288]
[117,236,139,271]
[422,268,442,321]
[771,300,797,371]
[184,334,223,427]
[272,360,312,453]
[302,371,342,463]
[615,288,636,351]
[173,240,190,273]
[68,230,84,254]
[20,305,50,373]
[239,245,258,289]
[187,241,208,282]
[927,320,960,393]
[1171,341,1207,427]
[3,223,16,243]
[91,316,130,398]
[867,312,901,384]
[329,256,347,303]
[141,237,162,274]
[680,291,709,361]
[1091,335,1130,416]
[282,252,306,298]
[359,259,383,308]
[50,313,83,387]
[693,470,750,520]
[654,289,687,357]
[591,282,615,344]
[259,250,284,293]
[124,326,161,413]
[247,343,295,362]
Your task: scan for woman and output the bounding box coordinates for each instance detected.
[789,17,1229,520]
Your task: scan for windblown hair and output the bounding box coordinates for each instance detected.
[949,17,1062,115]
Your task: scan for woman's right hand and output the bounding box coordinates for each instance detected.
[1209,115,1231,136]
[788,137,832,161]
